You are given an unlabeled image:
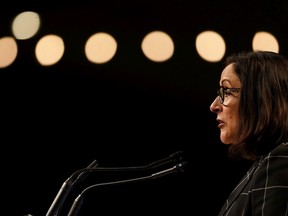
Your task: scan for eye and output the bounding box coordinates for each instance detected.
[223,87,233,96]
[223,87,241,96]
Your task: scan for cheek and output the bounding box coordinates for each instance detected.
[228,112,239,129]
[221,113,238,144]
[228,101,240,122]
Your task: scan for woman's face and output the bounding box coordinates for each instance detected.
[210,63,242,145]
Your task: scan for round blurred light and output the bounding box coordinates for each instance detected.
[141,30,174,62]
[195,30,226,62]
[252,31,279,53]
[85,32,117,64]
[12,11,41,40]
[35,34,65,66]
[0,36,18,68]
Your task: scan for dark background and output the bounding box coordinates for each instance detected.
[1,0,288,215]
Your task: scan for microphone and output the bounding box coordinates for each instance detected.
[67,150,184,180]
[45,151,184,216]
[146,150,183,169]
[45,159,99,216]
[67,162,188,216]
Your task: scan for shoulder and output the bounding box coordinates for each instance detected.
[255,142,288,167]
[258,142,288,168]
[270,142,288,156]
[253,142,288,185]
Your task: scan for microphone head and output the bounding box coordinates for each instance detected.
[175,162,189,173]
[149,150,184,169]
[170,151,184,162]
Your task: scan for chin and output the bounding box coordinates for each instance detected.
[220,135,232,145]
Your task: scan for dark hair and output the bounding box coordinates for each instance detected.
[226,50,288,160]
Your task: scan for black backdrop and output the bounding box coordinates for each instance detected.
[1,0,288,215]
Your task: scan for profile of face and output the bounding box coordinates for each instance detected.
[210,63,242,145]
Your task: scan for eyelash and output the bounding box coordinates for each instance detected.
[223,87,239,96]
[223,88,233,95]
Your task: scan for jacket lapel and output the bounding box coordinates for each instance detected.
[219,160,260,215]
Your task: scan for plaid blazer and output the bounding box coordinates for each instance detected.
[218,142,288,216]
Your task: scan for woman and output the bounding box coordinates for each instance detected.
[210,50,288,215]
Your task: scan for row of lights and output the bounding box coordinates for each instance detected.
[0,11,280,69]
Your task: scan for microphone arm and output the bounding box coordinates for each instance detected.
[67,151,184,180]
[45,151,184,216]
[45,159,99,216]
[67,162,188,216]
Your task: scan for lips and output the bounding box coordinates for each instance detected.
[217,119,224,128]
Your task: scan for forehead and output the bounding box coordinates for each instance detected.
[220,63,241,86]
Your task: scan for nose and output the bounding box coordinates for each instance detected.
[210,97,221,113]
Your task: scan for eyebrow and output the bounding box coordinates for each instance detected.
[220,79,232,86]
